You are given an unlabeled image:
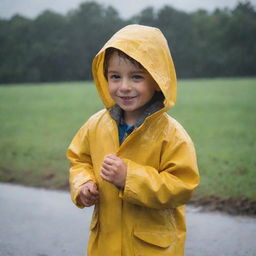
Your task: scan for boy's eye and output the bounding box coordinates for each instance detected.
[109,74,121,80]
[132,75,143,80]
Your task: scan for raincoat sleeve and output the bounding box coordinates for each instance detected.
[67,123,96,208]
[119,133,200,209]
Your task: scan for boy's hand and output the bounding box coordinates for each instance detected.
[78,181,99,207]
[101,154,127,189]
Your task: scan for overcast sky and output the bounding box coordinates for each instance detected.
[0,0,255,19]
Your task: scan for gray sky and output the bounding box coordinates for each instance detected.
[0,0,255,19]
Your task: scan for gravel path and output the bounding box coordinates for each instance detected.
[0,183,255,256]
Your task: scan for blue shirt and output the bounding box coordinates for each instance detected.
[118,122,134,144]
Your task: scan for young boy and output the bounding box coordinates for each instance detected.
[67,24,200,256]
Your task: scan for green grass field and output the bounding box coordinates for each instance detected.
[0,78,255,203]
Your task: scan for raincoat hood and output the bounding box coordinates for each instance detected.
[92,24,177,111]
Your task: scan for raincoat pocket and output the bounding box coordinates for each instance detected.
[134,230,172,248]
[133,227,175,255]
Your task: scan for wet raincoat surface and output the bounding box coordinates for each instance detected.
[67,24,200,256]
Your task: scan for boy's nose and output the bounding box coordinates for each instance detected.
[119,79,131,91]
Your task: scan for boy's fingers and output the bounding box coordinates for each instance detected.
[81,182,93,192]
[101,167,111,177]
[92,182,99,191]
[80,192,98,206]
[105,153,118,161]
[83,200,95,207]
[87,196,98,203]
[106,153,116,157]
[89,186,99,196]
[102,161,113,169]
[103,157,115,165]
[78,182,99,207]
[81,184,95,197]
[81,186,89,196]
[86,183,99,197]
[79,195,91,207]
[100,171,112,183]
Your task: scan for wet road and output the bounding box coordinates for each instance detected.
[0,183,255,256]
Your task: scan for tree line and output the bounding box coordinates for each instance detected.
[0,1,255,84]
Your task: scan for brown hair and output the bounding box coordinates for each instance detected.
[103,47,144,79]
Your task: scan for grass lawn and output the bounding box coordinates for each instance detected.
[0,78,255,205]
[170,78,256,202]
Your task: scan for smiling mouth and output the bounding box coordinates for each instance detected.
[118,96,137,100]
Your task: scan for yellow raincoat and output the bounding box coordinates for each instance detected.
[67,24,200,256]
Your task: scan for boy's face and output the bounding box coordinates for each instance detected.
[107,52,160,121]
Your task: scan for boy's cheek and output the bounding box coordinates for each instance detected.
[108,83,117,94]
[154,82,161,91]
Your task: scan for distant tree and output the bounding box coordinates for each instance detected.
[223,1,256,76]
[65,2,124,80]
[155,6,197,77]
[130,7,156,26]
[190,9,230,77]
[0,15,32,83]
[28,10,68,82]
[0,1,255,84]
